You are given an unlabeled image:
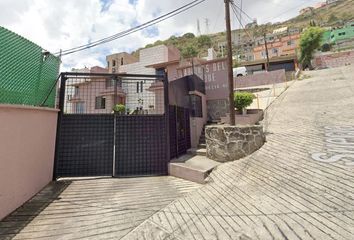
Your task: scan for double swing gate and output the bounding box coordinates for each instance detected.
[54,72,171,178]
[54,72,192,179]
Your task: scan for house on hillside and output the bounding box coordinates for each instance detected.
[326,0,340,4]
[314,2,327,9]
[253,33,300,61]
[329,22,354,49]
[300,7,314,15]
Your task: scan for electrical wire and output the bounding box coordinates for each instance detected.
[56,0,207,56]
[230,3,253,40]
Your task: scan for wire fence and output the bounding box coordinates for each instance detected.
[0,26,60,107]
[62,74,165,115]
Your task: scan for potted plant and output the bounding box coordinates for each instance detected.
[234,92,254,115]
[113,104,126,115]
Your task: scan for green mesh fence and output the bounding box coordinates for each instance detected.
[0,26,60,107]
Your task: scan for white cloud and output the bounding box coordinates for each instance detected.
[0,0,312,70]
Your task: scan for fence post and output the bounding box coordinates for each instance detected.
[52,73,66,181]
[112,77,118,177]
[163,72,170,163]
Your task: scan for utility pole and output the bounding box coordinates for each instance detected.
[224,0,235,126]
[205,18,210,34]
[197,19,201,36]
[263,33,270,71]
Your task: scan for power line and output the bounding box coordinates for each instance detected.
[232,1,254,23]
[56,0,207,56]
[230,3,253,40]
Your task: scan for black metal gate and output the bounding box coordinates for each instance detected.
[54,72,169,179]
[169,105,191,159]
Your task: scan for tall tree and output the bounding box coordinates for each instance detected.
[299,27,324,69]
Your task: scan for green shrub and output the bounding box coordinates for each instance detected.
[113,104,126,114]
[183,32,195,39]
[234,92,254,110]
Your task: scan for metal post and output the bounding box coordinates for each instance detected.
[112,77,118,177]
[163,71,170,163]
[192,58,195,75]
[52,73,66,181]
[224,0,235,125]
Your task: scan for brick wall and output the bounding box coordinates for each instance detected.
[313,50,354,69]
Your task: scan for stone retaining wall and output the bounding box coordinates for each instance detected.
[206,125,265,162]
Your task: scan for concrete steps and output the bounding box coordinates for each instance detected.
[169,155,220,184]
[188,148,206,156]
[168,125,220,184]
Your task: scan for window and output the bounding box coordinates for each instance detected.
[287,40,294,46]
[75,102,84,114]
[272,48,278,54]
[112,60,116,67]
[105,78,114,88]
[136,81,144,93]
[117,78,122,88]
[156,68,165,76]
[107,61,110,68]
[261,51,266,58]
[74,86,79,96]
[338,32,346,36]
[95,97,106,109]
[190,95,202,118]
[120,57,124,65]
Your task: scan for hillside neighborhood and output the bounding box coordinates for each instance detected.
[1,0,354,239]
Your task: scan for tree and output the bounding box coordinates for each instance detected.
[309,20,317,27]
[181,44,198,59]
[233,60,240,68]
[328,14,338,23]
[299,27,324,69]
[321,43,331,52]
[196,35,212,48]
[182,32,195,39]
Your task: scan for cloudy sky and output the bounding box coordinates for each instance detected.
[0,0,317,70]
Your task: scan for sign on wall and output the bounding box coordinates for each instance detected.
[177,59,228,100]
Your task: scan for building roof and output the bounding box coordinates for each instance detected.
[145,59,180,69]
[273,27,288,34]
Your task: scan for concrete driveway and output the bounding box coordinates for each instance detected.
[0,177,200,239]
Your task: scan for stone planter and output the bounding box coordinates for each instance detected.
[206,125,265,162]
[220,109,264,126]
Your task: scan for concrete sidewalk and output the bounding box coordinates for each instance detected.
[123,66,354,239]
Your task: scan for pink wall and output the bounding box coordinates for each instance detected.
[235,69,287,88]
[0,105,58,220]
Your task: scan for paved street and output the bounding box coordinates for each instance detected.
[123,66,354,239]
[1,65,354,239]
